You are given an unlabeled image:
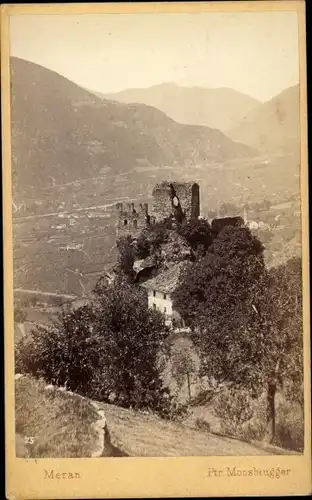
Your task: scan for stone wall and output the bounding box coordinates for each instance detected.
[152,183,174,222]
[116,202,150,239]
[152,181,200,222]
[115,181,200,238]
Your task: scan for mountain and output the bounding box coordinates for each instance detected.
[99,83,261,132]
[226,84,300,153]
[11,58,255,194]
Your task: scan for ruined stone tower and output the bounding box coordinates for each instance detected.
[115,202,150,239]
[152,181,200,223]
[115,181,200,239]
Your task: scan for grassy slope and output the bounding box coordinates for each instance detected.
[15,376,99,458]
[15,375,299,457]
[100,402,271,457]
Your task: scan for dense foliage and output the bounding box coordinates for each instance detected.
[173,226,265,326]
[172,225,303,443]
[176,217,213,256]
[16,277,173,416]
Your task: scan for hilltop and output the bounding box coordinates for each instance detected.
[11,57,255,196]
[227,84,300,154]
[100,82,261,132]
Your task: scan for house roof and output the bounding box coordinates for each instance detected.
[140,262,188,294]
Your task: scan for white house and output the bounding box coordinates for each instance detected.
[140,262,187,326]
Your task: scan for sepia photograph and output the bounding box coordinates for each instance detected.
[9,7,306,459]
[2,1,311,498]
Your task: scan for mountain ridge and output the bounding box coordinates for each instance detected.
[97,82,262,132]
[11,57,256,195]
[226,84,300,153]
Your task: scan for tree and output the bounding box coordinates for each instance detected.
[92,277,171,412]
[170,343,197,401]
[147,222,169,251]
[16,278,173,416]
[135,231,151,260]
[244,257,303,442]
[174,230,303,443]
[133,222,171,262]
[176,217,213,256]
[16,305,99,395]
[172,227,303,443]
[116,236,135,280]
[172,226,265,326]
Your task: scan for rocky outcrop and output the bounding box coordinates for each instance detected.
[89,402,107,457]
[133,255,157,282]
[160,231,193,264]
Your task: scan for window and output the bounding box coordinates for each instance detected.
[153,303,156,310]
[133,219,138,229]
[163,293,167,300]
[164,307,167,313]
[153,290,156,297]
[124,219,128,226]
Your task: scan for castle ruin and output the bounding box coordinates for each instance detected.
[115,181,200,239]
[115,202,150,239]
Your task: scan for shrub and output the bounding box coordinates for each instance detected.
[135,231,151,260]
[213,386,304,451]
[214,386,254,437]
[159,397,190,422]
[214,386,270,442]
[195,418,211,432]
[240,393,269,442]
[275,398,304,452]
[176,217,213,255]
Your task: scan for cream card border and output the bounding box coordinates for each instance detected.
[2,1,310,498]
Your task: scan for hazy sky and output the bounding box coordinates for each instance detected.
[9,11,299,102]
